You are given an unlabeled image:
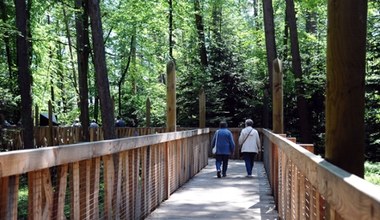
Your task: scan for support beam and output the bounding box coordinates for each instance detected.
[272,58,283,134]
[325,0,367,177]
[199,87,206,128]
[166,60,176,132]
[146,97,151,127]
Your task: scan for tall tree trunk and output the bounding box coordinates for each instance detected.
[75,0,90,141]
[325,0,367,177]
[63,6,79,95]
[194,0,208,67]
[117,35,134,117]
[286,0,312,143]
[262,0,277,129]
[15,0,34,149]
[0,0,14,90]
[168,0,174,60]
[88,0,115,139]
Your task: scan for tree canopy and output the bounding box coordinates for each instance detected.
[0,0,379,160]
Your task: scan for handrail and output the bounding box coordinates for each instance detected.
[0,128,210,219]
[261,128,380,220]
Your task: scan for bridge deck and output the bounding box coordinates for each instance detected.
[146,158,278,220]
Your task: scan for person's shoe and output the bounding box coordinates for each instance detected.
[217,171,221,178]
[246,174,253,178]
[222,174,227,177]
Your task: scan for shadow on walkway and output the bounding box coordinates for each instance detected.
[146,158,278,220]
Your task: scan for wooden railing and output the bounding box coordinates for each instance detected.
[0,128,210,219]
[261,128,380,220]
[0,127,170,151]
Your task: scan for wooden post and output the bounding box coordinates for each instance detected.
[272,58,283,133]
[325,0,367,177]
[146,97,151,127]
[48,101,54,146]
[166,60,176,132]
[35,104,39,127]
[199,87,206,128]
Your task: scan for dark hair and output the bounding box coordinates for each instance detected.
[219,121,228,128]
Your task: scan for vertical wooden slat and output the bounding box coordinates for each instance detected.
[305,178,311,220]
[120,151,127,218]
[29,171,42,220]
[103,155,114,219]
[0,175,19,220]
[292,164,299,220]
[70,162,80,220]
[165,142,170,199]
[91,157,100,219]
[41,169,53,219]
[54,164,68,220]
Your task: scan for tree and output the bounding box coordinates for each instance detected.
[194,0,208,68]
[88,0,115,139]
[285,0,312,143]
[75,0,90,141]
[15,0,34,148]
[325,0,368,177]
[262,0,277,129]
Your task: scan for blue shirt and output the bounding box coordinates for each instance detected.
[211,128,235,155]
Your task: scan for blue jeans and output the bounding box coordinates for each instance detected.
[243,152,257,175]
[215,154,230,176]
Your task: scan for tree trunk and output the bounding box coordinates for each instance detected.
[63,6,79,95]
[194,0,208,67]
[325,0,367,177]
[0,0,14,89]
[168,0,174,60]
[262,0,277,129]
[75,0,90,141]
[88,0,115,140]
[286,0,312,143]
[117,35,134,117]
[15,0,34,149]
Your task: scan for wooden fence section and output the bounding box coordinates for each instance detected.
[0,128,209,219]
[0,127,169,151]
[261,128,380,220]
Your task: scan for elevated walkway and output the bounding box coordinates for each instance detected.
[147,158,278,220]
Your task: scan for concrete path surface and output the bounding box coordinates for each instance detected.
[146,158,278,220]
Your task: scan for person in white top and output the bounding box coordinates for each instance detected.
[238,119,261,177]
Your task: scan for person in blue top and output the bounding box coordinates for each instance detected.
[211,120,235,178]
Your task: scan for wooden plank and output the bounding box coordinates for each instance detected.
[115,153,122,218]
[199,88,206,128]
[29,171,42,220]
[0,129,210,178]
[54,164,68,220]
[70,162,80,220]
[299,173,306,219]
[92,157,100,219]
[263,129,380,219]
[0,175,19,220]
[141,147,147,215]
[120,151,128,218]
[103,154,115,219]
[272,58,284,133]
[166,60,176,132]
[41,169,53,219]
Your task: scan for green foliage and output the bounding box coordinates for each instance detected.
[365,161,380,185]
[0,0,378,160]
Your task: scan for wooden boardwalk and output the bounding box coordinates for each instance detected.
[146,158,278,220]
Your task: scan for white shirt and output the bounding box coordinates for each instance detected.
[238,126,260,153]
